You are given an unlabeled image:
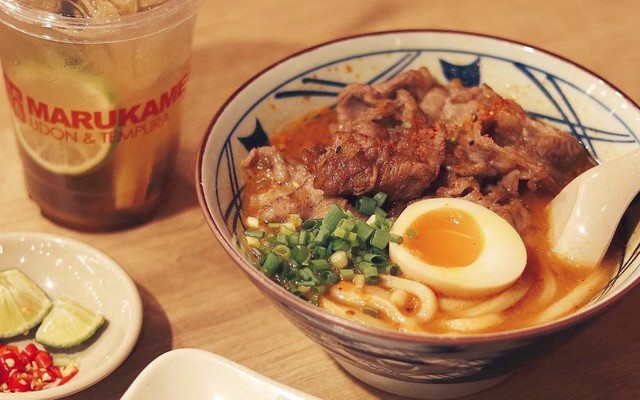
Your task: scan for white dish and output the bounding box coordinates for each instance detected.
[122,348,320,400]
[0,231,143,400]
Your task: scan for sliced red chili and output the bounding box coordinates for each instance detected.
[21,343,39,363]
[48,364,63,379]
[0,345,19,357]
[0,342,79,393]
[58,367,79,386]
[34,351,53,370]
[0,353,25,373]
[0,369,8,385]
[7,372,32,392]
[0,355,11,374]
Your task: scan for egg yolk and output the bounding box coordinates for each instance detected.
[403,207,485,267]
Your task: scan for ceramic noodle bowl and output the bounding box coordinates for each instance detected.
[196,31,640,399]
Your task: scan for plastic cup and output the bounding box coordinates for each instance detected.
[0,0,198,231]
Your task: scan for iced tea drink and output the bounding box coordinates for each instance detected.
[0,0,198,230]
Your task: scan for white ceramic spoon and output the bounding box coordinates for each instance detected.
[547,147,640,267]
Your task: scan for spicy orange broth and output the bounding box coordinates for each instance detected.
[253,107,619,333]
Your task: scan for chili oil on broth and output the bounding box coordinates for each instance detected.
[269,107,335,164]
[244,107,619,335]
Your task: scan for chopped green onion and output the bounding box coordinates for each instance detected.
[356,196,377,216]
[314,226,331,245]
[319,270,340,284]
[272,244,291,260]
[244,236,260,247]
[337,218,356,232]
[355,220,374,241]
[362,253,387,266]
[406,228,419,239]
[374,206,387,218]
[262,252,282,276]
[312,245,328,260]
[276,232,289,245]
[291,246,310,264]
[284,267,300,281]
[358,261,375,270]
[244,230,264,238]
[332,227,349,240]
[384,264,401,276]
[310,259,331,272]
[287,259,301,270]
[245,192,399,303]
[322,205,346,230]
[347,232,358,246]
[279,225,296,235]
[368,246,386,256]
[302,219,321,230]
[299,267,317,284]
[298,230,311,245]
[373,192,387,207]
[362,264,379,283]
[331,238,351,252]
[339,269,355,281]
[287,233,299,247]
[370,229,390,249]
[329,250,349,269]
[367,213,387,229]
[390,233,403,244]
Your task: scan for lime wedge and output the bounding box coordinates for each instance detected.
[36,294,105,348]
[0,269,52,339]
[10,64,115,175]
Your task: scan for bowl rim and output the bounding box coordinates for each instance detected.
[196,29,640,346]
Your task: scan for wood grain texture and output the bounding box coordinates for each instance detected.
[1,1,639,399]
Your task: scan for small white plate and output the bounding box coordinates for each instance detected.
[0,231,143,400]
[122,348,320,400]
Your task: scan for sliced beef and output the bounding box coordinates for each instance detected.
[242,67,593,232]
[420,81,592,228]
[241,146,346,223]
[308,69,446,201]
[423,81,591,193]
[373,67,440,102]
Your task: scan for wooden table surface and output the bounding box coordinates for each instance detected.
[1,1,640,399]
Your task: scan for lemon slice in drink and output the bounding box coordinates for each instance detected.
[36,293,105,348]
[11,66,115,175]
[0,269,52,339]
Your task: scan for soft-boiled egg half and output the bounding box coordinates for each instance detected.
[389,198,527,298]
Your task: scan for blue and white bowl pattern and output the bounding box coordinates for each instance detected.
[198,31,640,397]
